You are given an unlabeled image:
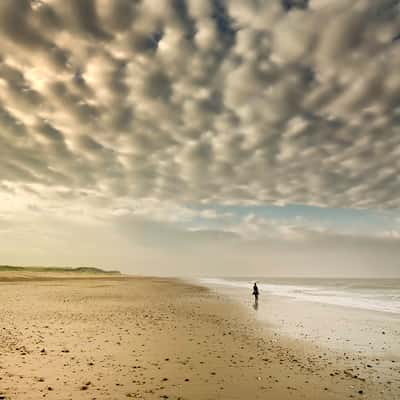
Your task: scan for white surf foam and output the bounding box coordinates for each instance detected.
[200,278,400,314]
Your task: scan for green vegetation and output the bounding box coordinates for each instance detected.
[0,265,121,274]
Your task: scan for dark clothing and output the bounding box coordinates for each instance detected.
[253,284,259,299]
[252,283,259,310]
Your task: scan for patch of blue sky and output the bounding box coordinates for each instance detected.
[188,203,400,235]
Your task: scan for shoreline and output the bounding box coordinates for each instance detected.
[200,279,400,396]
[1,275,398,399]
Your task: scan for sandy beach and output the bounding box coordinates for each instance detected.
[1,274,399,399]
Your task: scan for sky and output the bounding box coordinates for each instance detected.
[0,0,400,277]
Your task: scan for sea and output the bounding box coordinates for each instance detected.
[199,277,400,315]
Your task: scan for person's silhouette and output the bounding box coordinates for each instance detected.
[252,282,259,309]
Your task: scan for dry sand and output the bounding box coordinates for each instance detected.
[0,275,398,399]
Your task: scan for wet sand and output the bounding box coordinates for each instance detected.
[0,275,398,399]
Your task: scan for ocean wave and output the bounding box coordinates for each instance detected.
[200,278,400,315]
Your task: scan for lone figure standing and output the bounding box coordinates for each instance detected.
[252,282,259,303]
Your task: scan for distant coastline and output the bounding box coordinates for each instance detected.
[0,265,121,275]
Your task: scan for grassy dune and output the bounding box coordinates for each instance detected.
[0,265,121,275]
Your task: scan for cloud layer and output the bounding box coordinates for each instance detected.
[0,0,399,210]
[1,0,400,275]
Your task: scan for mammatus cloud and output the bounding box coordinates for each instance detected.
[0,0,399,210]
[0,0,400,275]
